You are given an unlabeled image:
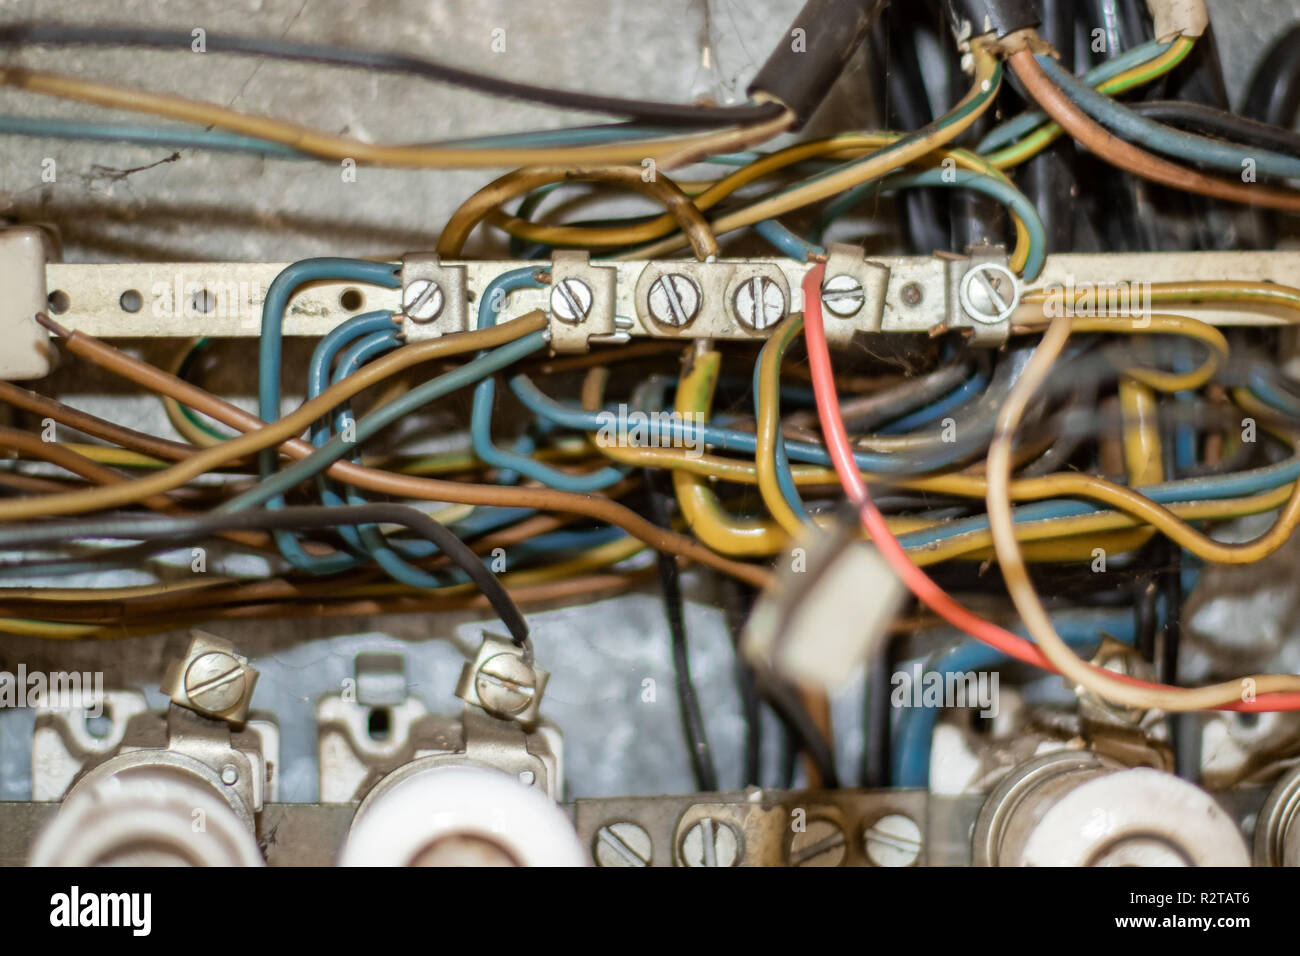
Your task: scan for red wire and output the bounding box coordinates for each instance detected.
[799,263,1300,713]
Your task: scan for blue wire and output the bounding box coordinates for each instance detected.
[0,115,690,159]
[977,38,1175,153]
[325,329,503,592]
[510,374,925,473]
[226,330,551,515]
[894,443,1300,552]
[305,312,401,557]
[878,371,989,435]
[815,167,1048,280]
[891,610,1138,787]
[0,114,308,157]
[314,328,553,568]
[753,219,824,260]
[309,317,400,545]
[1249,369,1300,418]
[472,268,626,491]
[307,311,398,447]
[1036,55,1300,181]
[513,348,1300,553]
[752,336,811,523]
[257,259,400,573]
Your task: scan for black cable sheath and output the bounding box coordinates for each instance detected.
[1242,23,1300,129]
[759,677,840,789]
[748,0,886,128]
[0,503,529,644]
[861,636,894,788]
[869,4,949,254]
[1160,543,1183,688]
[642,469,719,793]
[1128,100,1300,156]
[721,575,763,789]
[0,22,787,128]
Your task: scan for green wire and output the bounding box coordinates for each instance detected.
[983,37,1195,169]
[175,337,235,442]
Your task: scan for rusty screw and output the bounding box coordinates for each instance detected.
[550,277,593,323]
[647,273,702,327]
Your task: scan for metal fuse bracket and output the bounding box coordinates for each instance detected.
[819,242,890,347]
[548,250,618,352]
[945,246,1018,347]
[399,253,468,341]
[455,633,550,727]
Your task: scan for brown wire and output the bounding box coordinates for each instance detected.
[1009,48,1300,213]
[0,570,651,632]
[437,165,720,260]
[0,426,277,551]
[0,381,209,463]
[0,471,89,495]
[44,324,773,589]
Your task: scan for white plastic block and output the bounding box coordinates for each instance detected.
[0,227,56,380]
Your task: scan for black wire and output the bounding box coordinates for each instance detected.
[720,575,763,789]
[1023,0,1083,252]
[861,633,895,788]
[0,504,529,645]
[1242,22,1300,129]
[715,558,838,790]
[778,723,799,789]
[1128,100,1300,159]
[1134,563,1160,663]
[0,22,787,128]
[758,677,840,789]
[870,2,949,254]
[1159,542,1183,687]
[1159,542,1195,779]
[641,469,719,793]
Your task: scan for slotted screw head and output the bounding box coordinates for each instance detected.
[474,653,536,717]
[788,818,847,867]
[821,274,865,317]
[679,817,740,867]
[732,275,786,330]
[959,262,1019,325]
[402,278,445,322]
[184,651,248,715]
[863,813,922,867]
[647,273,702,327]
[550,277,593,323]
[594,822,653,867]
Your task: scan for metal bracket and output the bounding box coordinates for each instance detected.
[548,250,617,352]
[455,632,550,727]
[399,253,468,341]
[160,630,260,726]
[820,242,891,347]
[945,245,1016,346]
